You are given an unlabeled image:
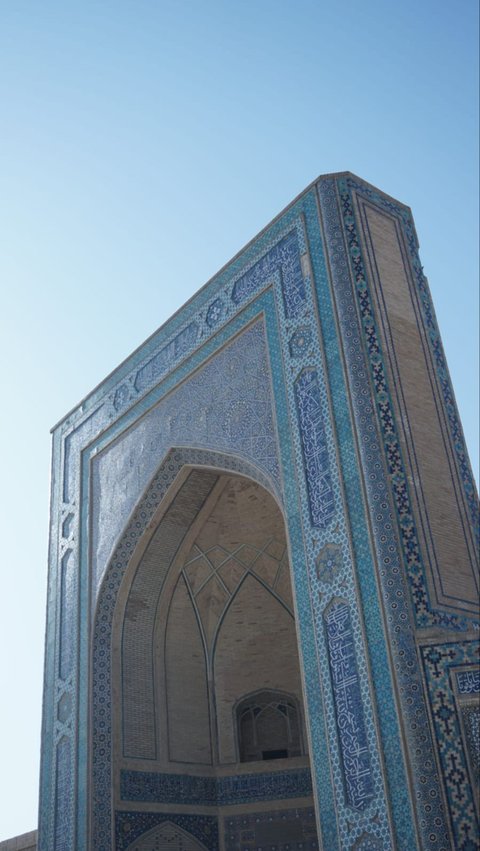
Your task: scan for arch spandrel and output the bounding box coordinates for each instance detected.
[90,319,282,601]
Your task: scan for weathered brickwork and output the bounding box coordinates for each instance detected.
[0,833,37,851]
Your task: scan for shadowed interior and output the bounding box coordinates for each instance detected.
[113,471,318,848]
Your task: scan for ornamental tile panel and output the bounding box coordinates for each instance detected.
[38,174,479,851]
[324,600,374,811]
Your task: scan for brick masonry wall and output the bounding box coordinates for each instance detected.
[0,832,37,851]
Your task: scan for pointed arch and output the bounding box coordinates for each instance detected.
[91,447,287,848]
[213,573,304,763]
[125,820,209,851]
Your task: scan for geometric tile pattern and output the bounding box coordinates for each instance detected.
[420,641,480,851]
[289,326,313,358]
[39,173,479,851]
[45,267,309,850]
[316,542,342,584]
[337,175,476,631]
[124,822,207,851]
[92,201,396,845]
[112,228,306,423]
[87,211,394,850]
[232,229,306,319]
[351,834,384,851]
[319,176,477,850]
[224,806,318,850]
[58,549,74,681]
[120,767,313,806]
[54,737,72,851]
[90,209,394,850]
[264,200,394,851]
[115,813,218,851]
[318,178,448,848]
[461,704,480,783]
[91,319,282,597]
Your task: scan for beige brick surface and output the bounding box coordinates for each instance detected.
[358,200,478,612]
[0,831,37,851]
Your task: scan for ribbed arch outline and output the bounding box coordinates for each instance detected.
[180,541,294,668]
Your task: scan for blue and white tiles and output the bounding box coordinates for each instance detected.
[38,173,479,851]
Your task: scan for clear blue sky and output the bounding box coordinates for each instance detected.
[0,0,478,840]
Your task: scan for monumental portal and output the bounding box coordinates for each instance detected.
[38,173,479,851]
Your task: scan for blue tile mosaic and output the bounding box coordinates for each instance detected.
[88,207,395,851]
[420,640,480,850]
[456,670,480,695]
[315,542,342,584]
[224,806,318,851]
[461,704,480,781]
[324,601,374,811]
[294,369,335,528]
[351,833,384,851]
[91,320,282,596]
[289,326,313,358]
[59,549,74,681]
[54,736,72,851]
[39,174,476,851]
[318,175,475,849]
[132,321,200,397]
[232,230,306,319]
[206,297,225,327]
[121,770,215,806]
[270,193,396,849]
[120,767,313,806]
[115,812,218,851]
[216,769,312,806]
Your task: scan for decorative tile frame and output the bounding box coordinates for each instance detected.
[318,176,479,849]
[331,175,477,628]
[39,173,478,851]
[223,805,318,850]
[115,812,218,851]
[420,641,480,850]
[119,767,313,806]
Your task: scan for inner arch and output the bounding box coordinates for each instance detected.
[94,453,318,849]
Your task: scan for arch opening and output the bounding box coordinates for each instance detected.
[236,689,303,763]
[97,461,318,848]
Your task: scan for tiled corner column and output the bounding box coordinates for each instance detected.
[318,175,479,850]
[265,210,398,851]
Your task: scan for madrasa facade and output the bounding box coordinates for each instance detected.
[11,173,480,851]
